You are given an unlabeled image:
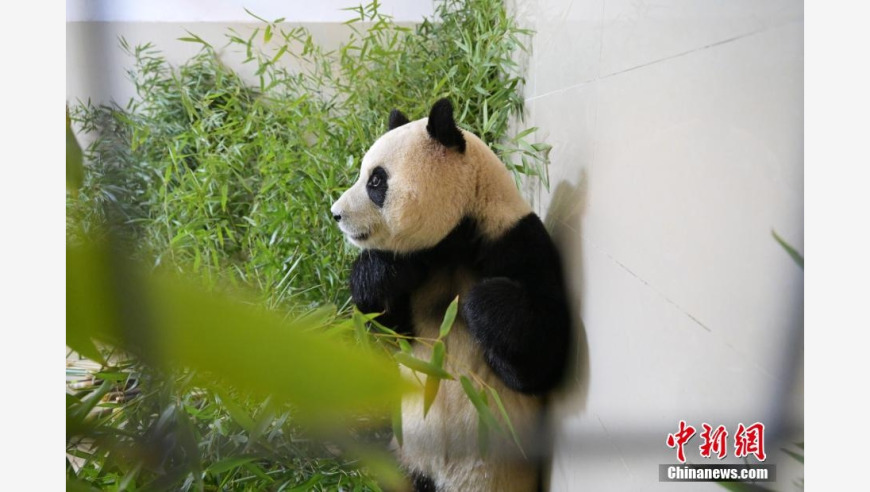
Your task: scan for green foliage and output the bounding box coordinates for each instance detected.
[68,0,549,313]
[67,356,402,491]
[67,240,409,416]
[782,442,804,490]
[67,0,548,489]
[66,109,84,193]
[67,130,409,492]
[772,230,804,269]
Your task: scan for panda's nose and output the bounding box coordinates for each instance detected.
[330,197,345,223]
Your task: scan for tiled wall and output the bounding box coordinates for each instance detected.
[513,1,804,490]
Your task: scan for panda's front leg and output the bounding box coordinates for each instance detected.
[461,277,570,394]
[350,250,426,335]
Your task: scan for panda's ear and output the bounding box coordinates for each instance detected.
[426,98,466,153]
[388,109,410,130]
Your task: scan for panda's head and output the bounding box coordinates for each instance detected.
[331,99,478,253]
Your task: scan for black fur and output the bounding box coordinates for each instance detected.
[461,215,571,394]
[350,249,421,336]
[349,218,477,335]
[389,109,410,130]
[426,98,466,153]
[349,214,570,394]
[411,472,437,492]
[366,166,388,208]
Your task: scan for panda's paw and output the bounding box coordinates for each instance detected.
[350,250,425,313]
[350,250,394,312]
[461,277,531,346]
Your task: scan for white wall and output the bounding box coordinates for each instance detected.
[66,0,434,22]
[66,22,360,106]
[512,0,803,490]
[66,1,434,105]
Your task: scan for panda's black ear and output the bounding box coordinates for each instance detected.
[426,98,466,153]
[388,109,410,130]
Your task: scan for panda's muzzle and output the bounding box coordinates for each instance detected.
[331,193,375,244]
[331,212,370,241]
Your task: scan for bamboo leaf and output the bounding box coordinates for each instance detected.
[369,317,399,335]
[459,376,500,430]
[512,126,537,140]
[431,340,445,366]
[243,8,268,24]
[772,230,804,269]
[392,398,403,447]
[353,309,371,349]
[488,387,524,454]
[781,447,804,464]
[271,45,288,64]
[423,377,440,418]
[439,296,459,338]
[287,474,324,492]
[398,339,413,353]
[216,392,255,431]
[293,304,337,330]
[394,352,454,380]
[206,456,258,475]
[67,377,114,424]
[66,479,101,492]
[243,462,274,482]
[477,401,490,457]
[177,31,211,47]
[423,340,446,416]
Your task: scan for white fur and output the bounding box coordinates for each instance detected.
[398,270,542,492]
[333,117,540,491]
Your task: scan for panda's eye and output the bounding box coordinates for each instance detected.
[366,166,388,208]
[367,167,387,188]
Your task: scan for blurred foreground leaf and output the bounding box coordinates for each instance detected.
[66,109,84,193]
[67,239,409,417]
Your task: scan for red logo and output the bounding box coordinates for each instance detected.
[699,423,729,459]
[665,420,696,463]
[734,422,766,461]
[666,421,766,462]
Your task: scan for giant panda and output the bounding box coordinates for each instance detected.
[330,98,572,492]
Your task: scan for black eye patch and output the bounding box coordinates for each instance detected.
[366,166,388,208]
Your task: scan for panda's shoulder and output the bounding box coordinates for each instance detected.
[485,213,552,251]
[479,213,565,277]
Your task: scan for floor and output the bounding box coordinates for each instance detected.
[511,1,804,490]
